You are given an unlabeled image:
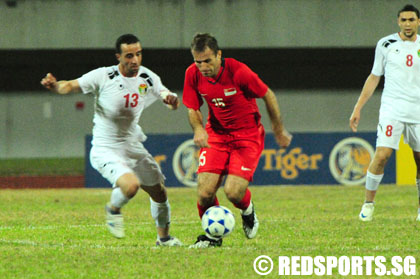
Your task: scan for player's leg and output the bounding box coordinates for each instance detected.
[140,183,182,246]
[133,148,182,246]
[359,147,393,221]
[194,132,229,217]
[190,143,229,248]
[365,147,394,201]
[189,172,224,248]
[112,172,141,212]
[224,175,259,239]
[105,172,140,238]
[89,146,138,238]
[405,123,420,221]
[360,118,402,221]
[225,127,264,238]
[197,172,224,217]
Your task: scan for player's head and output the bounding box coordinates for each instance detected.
[397,5,420,40]
[191,33,219,55]
[190,33,222,78]
[398,4,419,18]
[115,34,142,77]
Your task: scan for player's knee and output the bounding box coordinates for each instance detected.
[198,186,216,199]
[124,183,140,199]
[198,191,216,207]
[374,151,392,167]
[155,184,167,198]
[224,187,243,203]
[145,183,167,202]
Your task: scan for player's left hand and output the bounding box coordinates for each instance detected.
[274,129,292,148]
[163,95,180,110]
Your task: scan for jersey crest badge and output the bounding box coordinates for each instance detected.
[224,88,237,96]
[138,83,148,96]
[417,49,420,58]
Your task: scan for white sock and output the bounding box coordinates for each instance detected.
[241,202,253,215]
[150,198,171,228]
[365,171,384,191]
[110,187,129,209]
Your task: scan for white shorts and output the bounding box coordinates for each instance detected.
[90,142,165,187]
[376,118,420,151]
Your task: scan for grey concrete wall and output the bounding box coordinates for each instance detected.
[0,90,381,158]
[1,0,411,49]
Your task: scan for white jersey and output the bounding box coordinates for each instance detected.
[78,65,171,147]
[372,33,420,123]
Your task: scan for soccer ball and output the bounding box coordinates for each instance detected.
[202,205,235,238]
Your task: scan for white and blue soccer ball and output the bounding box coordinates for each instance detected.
[202,205,235,238]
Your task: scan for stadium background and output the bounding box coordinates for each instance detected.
[0,0,415,185]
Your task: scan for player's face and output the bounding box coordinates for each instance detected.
[116,42,143,77]
[398,11,420,40]
[192,47,222,78]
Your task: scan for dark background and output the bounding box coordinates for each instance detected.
[0,48,376,92]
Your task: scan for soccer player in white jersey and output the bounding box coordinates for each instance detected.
[41,34,182,246]
[350,5,420,222]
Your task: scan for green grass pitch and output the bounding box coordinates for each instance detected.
[0,185,419,278]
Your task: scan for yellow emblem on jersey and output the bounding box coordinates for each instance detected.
[139,83,148,96]
[417,49,420,58]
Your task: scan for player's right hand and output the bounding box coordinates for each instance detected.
[41,73,57,90]
[275,129,292,148]
[349,109,360,132]
[193,128,209,148]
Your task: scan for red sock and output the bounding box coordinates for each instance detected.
[197,196,219,219]
[233,188,251,210]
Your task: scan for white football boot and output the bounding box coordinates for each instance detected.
[241,202,259,239]
[359,203,374,222]
[416,213,420,222]
[105,204,125,238]
[156,236,183,247]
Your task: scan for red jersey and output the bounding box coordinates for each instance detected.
[183,58,268,133]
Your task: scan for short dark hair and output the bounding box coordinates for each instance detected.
[398,4,419,18]
[190,33,219,55]
[115,34,140,54]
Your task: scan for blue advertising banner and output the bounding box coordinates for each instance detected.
[85,132,395,188]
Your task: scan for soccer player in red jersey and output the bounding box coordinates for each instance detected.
[183,33,292,248]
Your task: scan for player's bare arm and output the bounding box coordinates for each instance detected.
[41,73,82,95]
[262,88,292,148]
[349,73,381,132]
[187,108,209,148]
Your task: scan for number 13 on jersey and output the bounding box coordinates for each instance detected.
[124,93,139,107]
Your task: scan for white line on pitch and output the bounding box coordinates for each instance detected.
[0,218,288,231]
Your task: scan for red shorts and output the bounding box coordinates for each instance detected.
[197,125,265,181]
